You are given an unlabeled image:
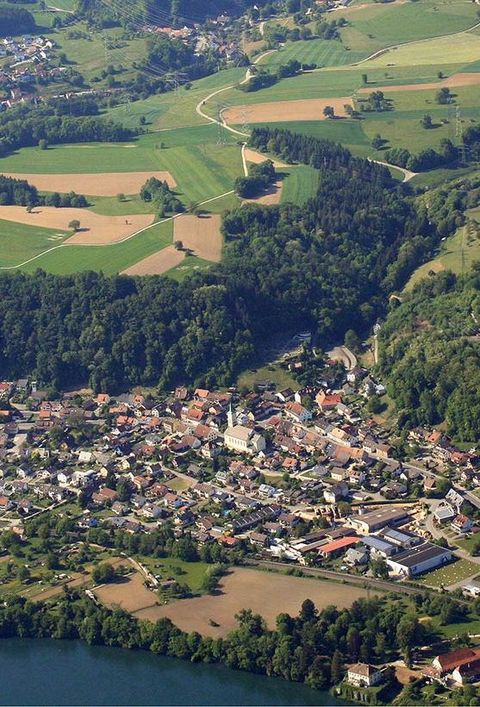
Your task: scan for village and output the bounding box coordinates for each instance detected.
[0,337,478,586]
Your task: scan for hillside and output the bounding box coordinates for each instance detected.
[378,269,480,443]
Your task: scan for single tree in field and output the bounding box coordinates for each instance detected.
[362,73,367,84]
[117,193,125,202]
[68,219,80,231]
[421,114,433,129]
[38,138,48,150]
[174,240,183,250]
[323,105,335,119]
[371,133,384,150]
[344,104,355,118]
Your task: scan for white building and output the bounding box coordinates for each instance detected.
[347,663,383,688]
[224,425,266,455]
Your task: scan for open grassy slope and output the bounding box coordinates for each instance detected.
[0,220,70,269]
[19,220,173,275]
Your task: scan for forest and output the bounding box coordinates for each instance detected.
[0,103,136,158]
[0,129,441,392]
[76,0,274,27]
[0,588,478,705]
[0,5,36,36]
[378,268,480,442]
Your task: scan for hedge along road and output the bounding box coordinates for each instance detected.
[0,190,234,271]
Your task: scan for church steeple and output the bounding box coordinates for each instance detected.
[227,402,236,428]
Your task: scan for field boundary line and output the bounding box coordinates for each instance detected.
[0,190,235,271]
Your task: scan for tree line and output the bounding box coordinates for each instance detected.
[0,102,136,159]
[0,175,87,209]
[0,587,477,702]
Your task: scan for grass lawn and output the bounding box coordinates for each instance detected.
[405,224,480,290]
[237,362,300,392]
[0,219,70,268]
[416,559,480,587]
[281,165,320,206]
[87,195,153,216]
[139,556,210,594]
[456,534,480,556]
[435,614,480,638]
[19,220,173,275]
[166,477,194,492]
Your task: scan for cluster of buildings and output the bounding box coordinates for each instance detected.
[0,348,477,581]
[0,35,57,110]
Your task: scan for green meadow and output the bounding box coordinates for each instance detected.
[280,165,321,206]
[0,220,70,269]
[19,220,173,275]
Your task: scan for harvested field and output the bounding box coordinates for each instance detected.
[0,206,155,246]
[173,214,222,262]
[1,171,176,196]
[95,571,159,614]
[358,72,480,94]
[133,567,376,637]
[243,180,284,206]
[223,97,354,124]
[122,245,185,275]
[244,147,288,170]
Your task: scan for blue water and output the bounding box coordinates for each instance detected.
[0,639,351,706]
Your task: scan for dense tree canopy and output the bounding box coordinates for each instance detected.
[0,4,36,36]
[378,268,480,441]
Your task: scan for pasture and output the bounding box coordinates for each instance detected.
[340,0,478,53]
[133,568,378,637]
[0,219,69,269]
[281,165,320,206]
[259,38,365,68]
[19,220,173,275]
[405,223,480,290]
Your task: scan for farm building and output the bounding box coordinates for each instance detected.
[348,507,410,535]
[386,542,452,577]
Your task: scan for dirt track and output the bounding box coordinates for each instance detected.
[244,147,288,170]
[1,171,176,196]
[224,97,354,124]
[358,72,480,95]
[0,205,155,244]
[122,245,185,275]
[133,567,373,637]
[173,213,222,262]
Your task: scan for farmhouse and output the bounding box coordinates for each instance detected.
[431,647,480,684]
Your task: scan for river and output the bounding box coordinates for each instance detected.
[0,638,352,706]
